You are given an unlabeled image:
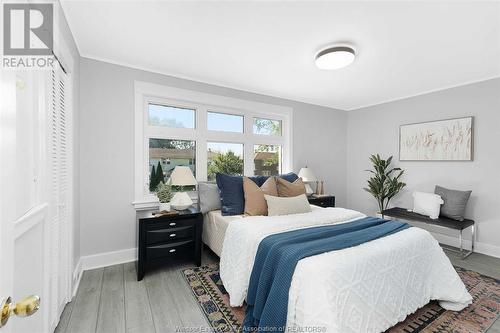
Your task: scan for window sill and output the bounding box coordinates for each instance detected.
[132,198,160,211]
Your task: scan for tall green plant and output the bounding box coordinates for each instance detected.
[155,161,165,187]
[149,165,157,192]
[364,154,406,213]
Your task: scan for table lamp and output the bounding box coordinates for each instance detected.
[169,166,197,210]
[298,167,317,196]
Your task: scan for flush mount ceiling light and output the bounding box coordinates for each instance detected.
[315,46,356,70]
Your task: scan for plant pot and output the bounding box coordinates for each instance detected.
[159,202,170,212]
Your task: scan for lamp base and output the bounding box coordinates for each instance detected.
[304,183,314,197]
[170,192,193,210]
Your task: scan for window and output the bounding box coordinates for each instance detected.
[254,144,282,176]
[149,138,195,191]
[207,142,244,181]
[253,117,282,136]
[148,103,195,128]
[135,82,292,207]
[207,112,243,133]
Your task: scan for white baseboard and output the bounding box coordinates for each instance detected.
[80,247,137,271]
[430,232,500,258]
[72,259,82,297]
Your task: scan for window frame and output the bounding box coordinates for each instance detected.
[134,81,293,209]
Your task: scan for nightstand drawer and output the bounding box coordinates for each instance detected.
[308,196,335,208]
[313,199,329,207]
[146,225,194,244]
[147,217,196,230]
[146,239,193,260]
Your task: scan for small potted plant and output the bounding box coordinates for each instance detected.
[155,182,172,212]
[364,154,406,215]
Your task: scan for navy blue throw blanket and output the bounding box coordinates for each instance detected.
[243,217,410,332]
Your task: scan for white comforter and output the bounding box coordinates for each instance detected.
[219,207,472,333]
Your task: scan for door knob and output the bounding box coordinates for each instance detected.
[0,295,40,327]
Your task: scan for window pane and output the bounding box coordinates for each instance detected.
[254,145,281,176]
[207,142,244,181]
[148,103,195,128]
[253,117,282,136]
[207,112,243,133]
[149,138,196,192]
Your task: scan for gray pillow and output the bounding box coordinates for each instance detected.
[198,182,222,214]
[434,185,471,221]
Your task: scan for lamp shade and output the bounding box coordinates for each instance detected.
[298,167,317,182]
[170,166,197,186]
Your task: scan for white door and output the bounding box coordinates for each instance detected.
[0,64,72,332]
[47,65,72,328]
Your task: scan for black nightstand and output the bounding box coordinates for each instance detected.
[308,195,336,208]
[136,207,203,281]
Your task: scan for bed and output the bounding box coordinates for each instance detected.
[204,206,472,333]
[202,209,245,257]
[202,205,325,256]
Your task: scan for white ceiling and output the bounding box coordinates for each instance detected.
[61,1,500,110]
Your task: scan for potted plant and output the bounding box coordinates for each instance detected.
[364,154,406,215]
[155,182,172,212]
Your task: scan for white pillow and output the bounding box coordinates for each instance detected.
[412,191,444,219]
[264,194,312,216]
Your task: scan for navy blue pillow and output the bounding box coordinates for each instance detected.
[248,175,269,187]
[216,173,245,216]
[216,172,299,216]
[248,173,298,187]
[277,172,299,183]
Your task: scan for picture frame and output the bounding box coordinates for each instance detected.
[399,116,473,161]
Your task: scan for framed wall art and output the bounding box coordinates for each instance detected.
[399,116,473,161]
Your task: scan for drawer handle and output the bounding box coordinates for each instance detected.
[169,233,176,237]
[169,222,176,226]
[169,249,176,253]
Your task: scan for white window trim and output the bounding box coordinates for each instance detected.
[133,81,293,210]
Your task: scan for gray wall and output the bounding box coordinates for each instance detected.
[79,58,347,257]
[346,78,500,254]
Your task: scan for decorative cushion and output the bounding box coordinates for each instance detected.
[216,173,245,216]
[243,177,278,216]
[412,191,444,219]
[198,182,221,214]
[264,194,312,216]
[434,185,472,221]
[215,172,299,216]
[276,177,306,197]
[249,172,298,187]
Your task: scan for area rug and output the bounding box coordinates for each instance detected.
[182,264,499,333]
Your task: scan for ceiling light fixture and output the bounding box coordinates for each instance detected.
[315,46,356,70]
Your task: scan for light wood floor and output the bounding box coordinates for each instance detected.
[55,248,500,333]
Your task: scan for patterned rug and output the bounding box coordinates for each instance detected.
[182,264,499,333]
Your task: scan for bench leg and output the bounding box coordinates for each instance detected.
[471,224,475,255]
[460,225,474,259]
[459,229,463,253]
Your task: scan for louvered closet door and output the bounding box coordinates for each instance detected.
[49,66,71,327]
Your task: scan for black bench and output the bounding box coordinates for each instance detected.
[381,207,475,259]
